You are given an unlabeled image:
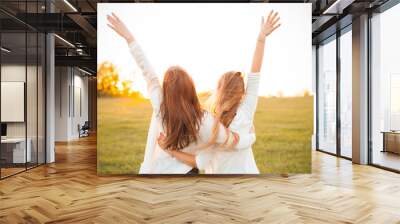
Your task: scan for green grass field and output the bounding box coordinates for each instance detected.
[98,96,313,174]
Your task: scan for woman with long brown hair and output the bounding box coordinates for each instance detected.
[158,11,281,174]
[107,13,255,174]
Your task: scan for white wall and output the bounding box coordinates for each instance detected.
[54,67,89,141]
[1,65,36,138]
[71,73,89,138]
[75,73,89,122]
[1,64,46,164]
[55,66,70,141]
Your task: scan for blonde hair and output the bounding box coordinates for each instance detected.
[207,71,245,148]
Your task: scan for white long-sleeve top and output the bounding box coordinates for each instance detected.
[195,73,261,174]
[128,41,255,174]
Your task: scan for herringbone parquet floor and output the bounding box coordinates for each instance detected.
[1,135,400,224]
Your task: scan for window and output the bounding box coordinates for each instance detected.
[371,3,400,171]
[317,36,337,154]
[340,29,352,158]
[0,1,47,179]
[390,74,400,130]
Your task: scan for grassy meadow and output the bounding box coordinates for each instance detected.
[97,96,313,174]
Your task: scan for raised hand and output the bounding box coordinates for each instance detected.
[251,11,281,73]
[107,13,135,44]
[259,10,281,40]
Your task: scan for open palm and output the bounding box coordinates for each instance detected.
[107,13,134,43]
[260,11,281,38]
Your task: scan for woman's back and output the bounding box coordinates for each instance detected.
[198,73,261,174]
[150,111,255,173]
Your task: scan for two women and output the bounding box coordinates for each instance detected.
[107,10,280,174]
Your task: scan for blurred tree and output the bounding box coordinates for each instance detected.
[97,61,143,98]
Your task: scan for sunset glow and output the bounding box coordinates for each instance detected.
[98,4,312,97]
[97,61,141,97]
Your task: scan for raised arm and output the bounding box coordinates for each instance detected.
[107,13,161,112]
[240,11,281,119]
[107,13,135,45]
[251,11,281,73]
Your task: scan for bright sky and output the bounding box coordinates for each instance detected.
[98,3,311,97]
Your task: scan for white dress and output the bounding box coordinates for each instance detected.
[195,73,261,174]
[128,41,255,174]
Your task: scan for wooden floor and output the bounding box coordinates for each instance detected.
[0,135,400,224]
[1,167,26,178]
[373,150,400,171]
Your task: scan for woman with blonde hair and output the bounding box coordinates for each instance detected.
[158,10,281,174]
[107,13,255,174]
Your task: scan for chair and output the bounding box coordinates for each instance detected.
[79,121,90,138]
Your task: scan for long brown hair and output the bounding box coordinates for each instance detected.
[207,71,245,146]
[159,66,204,150]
